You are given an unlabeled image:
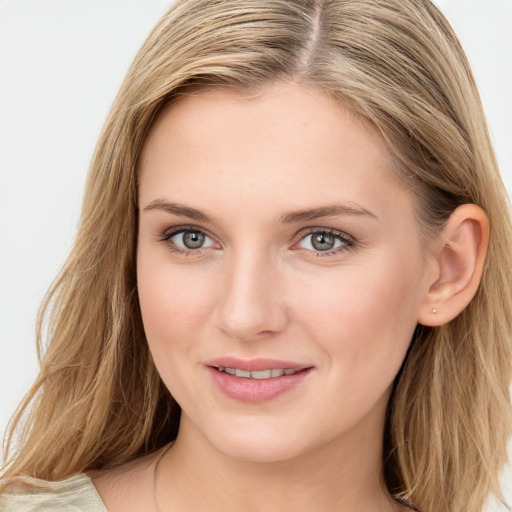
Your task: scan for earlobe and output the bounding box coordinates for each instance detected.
[418,204,489,327]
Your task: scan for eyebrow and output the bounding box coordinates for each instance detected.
[279,204,378,223]
[144,199,211,222]
[143,199,377,223]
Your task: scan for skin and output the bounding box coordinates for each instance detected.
[136,82,434,511]
[92,82,456,511]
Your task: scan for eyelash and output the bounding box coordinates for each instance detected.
[294,228,355,257]
[158,225,217,256]
[158,225,356,257]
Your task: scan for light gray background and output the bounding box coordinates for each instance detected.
[0,1,511,508]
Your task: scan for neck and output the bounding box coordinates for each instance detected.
[155,412,398,512]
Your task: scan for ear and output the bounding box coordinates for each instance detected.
[417,204,489,327]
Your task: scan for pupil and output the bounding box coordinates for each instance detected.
[183,231,205,249]
[312,233,335,251]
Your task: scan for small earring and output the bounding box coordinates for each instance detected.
[432,307,438,314]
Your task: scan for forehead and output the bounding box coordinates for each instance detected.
[138,82,413,222]
[139,82,392,168]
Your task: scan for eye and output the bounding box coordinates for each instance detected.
[296,228,354,255]
[160,227,219,254]
[177,231,207,249]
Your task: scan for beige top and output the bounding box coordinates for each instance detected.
[0,473,108,512]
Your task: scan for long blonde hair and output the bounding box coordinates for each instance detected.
[2,1,511,511]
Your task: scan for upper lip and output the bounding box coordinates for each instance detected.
[206,357,312,372]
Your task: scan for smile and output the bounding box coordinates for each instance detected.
[215,367,301,379]
[208,360,313,403]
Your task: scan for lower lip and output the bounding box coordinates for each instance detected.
[207,367,312,403]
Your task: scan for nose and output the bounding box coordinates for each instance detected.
[215,250,288,341]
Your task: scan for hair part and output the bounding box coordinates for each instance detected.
[2,2,511,511]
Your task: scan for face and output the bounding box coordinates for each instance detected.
[137,83,433,463]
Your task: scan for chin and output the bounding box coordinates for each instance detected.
[199,418,317,463]
[215,437,303,463]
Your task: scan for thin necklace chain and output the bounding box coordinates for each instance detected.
[151,442,403,512]
[153,443,174,512]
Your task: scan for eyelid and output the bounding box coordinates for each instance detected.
[292,227,356,255]
[156,224,356,257]
[158,224,221,254]
[160,224,202,238]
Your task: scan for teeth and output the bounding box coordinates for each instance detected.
[251,370,271,380]
[218,367,300,379]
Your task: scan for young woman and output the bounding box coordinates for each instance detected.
[1,1,511,511]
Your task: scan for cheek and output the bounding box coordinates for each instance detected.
[137,253,218,354]
[294,256,422,382]
[137,257,223,405]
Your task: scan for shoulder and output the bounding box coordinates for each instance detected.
[87,449,164,512]
[0,473,107,512]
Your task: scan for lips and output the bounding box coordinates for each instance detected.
[206,357,313,403]
[207,357,310,372]
[217,367,301,379]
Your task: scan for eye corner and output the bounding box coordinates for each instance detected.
[292,227,356,257]
[157,225,220,256]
